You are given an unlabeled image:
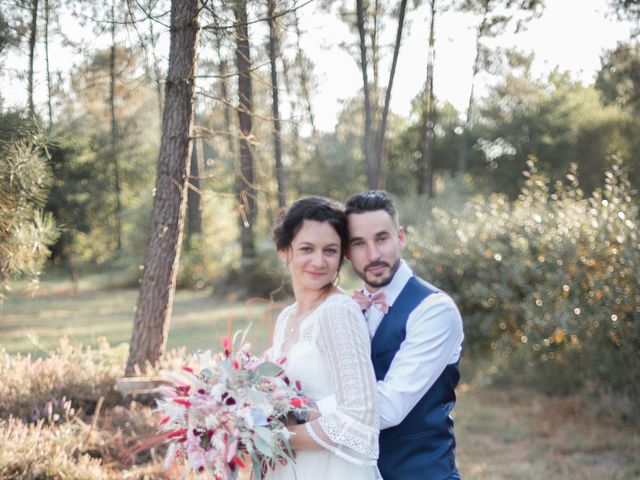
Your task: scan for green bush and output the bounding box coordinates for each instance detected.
[405,160,639,400]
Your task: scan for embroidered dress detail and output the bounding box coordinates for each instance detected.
[266,294,379,480]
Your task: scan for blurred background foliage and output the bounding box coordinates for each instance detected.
[0,0,639,413]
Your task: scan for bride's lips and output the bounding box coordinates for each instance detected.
[306,271,326,277]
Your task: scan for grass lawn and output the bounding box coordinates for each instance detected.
[0,287,279,357]
[1,285,639,479]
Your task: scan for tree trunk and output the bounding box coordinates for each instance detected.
[374,0,407,185]
[110,0,122,253]
[215,31,238,193]
[125,0,200,376]
[187,136,203,238]
[267,0,285,208]
[290,10,322,161]
[27,0,38,119]
[234,0,257,269]
[44,0,52,131]
[356,0,378,189]
[420,0,436,198]
[458,4,488,175]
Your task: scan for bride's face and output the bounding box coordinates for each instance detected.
[279,220,342,294]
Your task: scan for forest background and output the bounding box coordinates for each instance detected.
[0,0,639,478]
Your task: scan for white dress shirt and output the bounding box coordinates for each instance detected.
[318,260,464,430]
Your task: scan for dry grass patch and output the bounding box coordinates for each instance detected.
[456,385,640,479]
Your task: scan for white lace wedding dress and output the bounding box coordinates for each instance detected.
[266,293,379,480]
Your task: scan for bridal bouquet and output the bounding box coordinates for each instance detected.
[156,334,309,480]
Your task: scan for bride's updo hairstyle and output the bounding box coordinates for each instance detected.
[273,196,349,270]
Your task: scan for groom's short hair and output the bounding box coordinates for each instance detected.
[345,190,399,226]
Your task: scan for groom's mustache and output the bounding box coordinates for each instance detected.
[365,261,390,271]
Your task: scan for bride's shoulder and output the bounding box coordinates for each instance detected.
[322,292,361,312]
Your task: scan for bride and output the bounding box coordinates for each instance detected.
[266,196,379,480]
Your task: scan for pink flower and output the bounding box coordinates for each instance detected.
[272,390,286,399]
[225,439,238,462]
[155,385,177,399]
[174,398,192,407]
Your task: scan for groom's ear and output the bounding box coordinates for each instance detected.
[397,226,406,248]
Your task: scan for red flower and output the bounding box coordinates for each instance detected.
[176,385,191,396]
[295,380,302,392]
[182,365,194,373]
[232,360,240,370]
[173,398,192,407]
[290,398,303,407]
[233,456,246,468]
[158,416,170,426]
[167,428,187,439]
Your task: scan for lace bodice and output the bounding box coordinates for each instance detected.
[271,294,379,465]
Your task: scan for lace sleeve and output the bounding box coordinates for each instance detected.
[305,296,379,465]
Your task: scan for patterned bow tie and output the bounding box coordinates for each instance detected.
[353,290,389,314]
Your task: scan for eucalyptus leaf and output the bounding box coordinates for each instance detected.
[254,436,273,457]
[255,362,283,377]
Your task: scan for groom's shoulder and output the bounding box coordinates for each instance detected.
[410,274,460,312]
[411,273,444,296]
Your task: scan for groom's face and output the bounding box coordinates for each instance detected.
[346,209,405,291]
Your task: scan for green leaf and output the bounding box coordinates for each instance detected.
[254,436,273,457]
[255,362,283,377]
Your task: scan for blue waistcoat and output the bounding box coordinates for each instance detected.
[371,276,460,480]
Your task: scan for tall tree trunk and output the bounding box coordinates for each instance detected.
[110,0,122,253]
[187,136,203,238]
[374,0,408,184]
[267,0,285,208]
[458,4,488,175]
[44,0,52,131]
[214,30,238,200]
[27,0,39,119]
[234,0,257,270]
[147,4,164,120]
[419,0,436,197]
[291,10,322,160]
[125,0,200,376]
[356,0,377,189]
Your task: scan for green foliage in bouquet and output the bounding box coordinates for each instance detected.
[405,159,639,401]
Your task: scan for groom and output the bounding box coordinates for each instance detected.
[323,190,464,479]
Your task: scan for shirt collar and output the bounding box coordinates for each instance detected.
[362,260,412,307]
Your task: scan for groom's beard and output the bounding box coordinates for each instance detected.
[355,258,401,289]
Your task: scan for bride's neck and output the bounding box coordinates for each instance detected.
[294,287,333,313]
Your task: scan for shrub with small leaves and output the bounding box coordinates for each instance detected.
[405,160,639,401]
